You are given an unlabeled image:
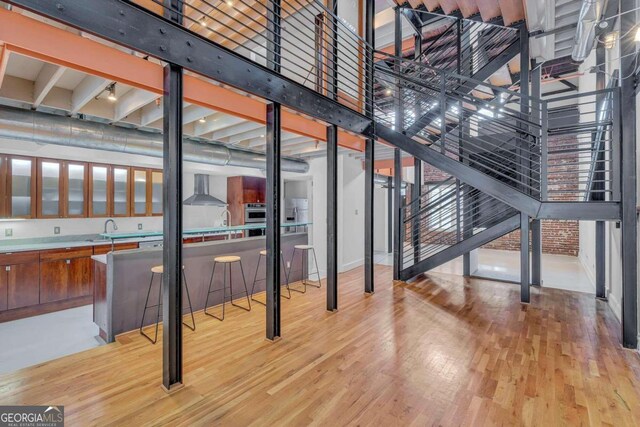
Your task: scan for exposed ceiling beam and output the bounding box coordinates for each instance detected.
[0,45,9,89]
[113,88,159,122]
[0,8,364,151]
[33,63,66,108]
[226,126,267,144]
[193,115,246,137]
[70,75,107,115]
[183,104,213,125]
[248,134,308,149]
[140,99,163,127]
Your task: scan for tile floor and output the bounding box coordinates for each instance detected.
[0,305,101,374]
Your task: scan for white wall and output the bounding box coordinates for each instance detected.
[338,155,365,271]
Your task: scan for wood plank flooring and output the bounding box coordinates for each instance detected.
[1,265,640,426]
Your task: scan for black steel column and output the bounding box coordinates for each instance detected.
[393,149,402,280]
[364,0,375,294]
[412,158,421,264]
[619,0,637,349]
[265,0,282,341]
[162,0,183,391]
[265,103,281,340]
[327,124,338,311]
[530,63,542,287]
[326,0,338,311]
[595,44,607,300]
[520,213,530,303]
[387,176,393,254]
[518,24,530,194]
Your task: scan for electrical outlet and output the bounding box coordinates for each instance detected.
[355,209,359,215]
[5,228,12,237]
[138,223,143,230]
[54,227,61,235]
[286,261,291,269]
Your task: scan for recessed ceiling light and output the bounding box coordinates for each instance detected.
[200,18,207,27]
[385,88,392,96]
[635,27,640,42]
[226,0,233,6]
[260,134,265,137]
[199,117,207,123]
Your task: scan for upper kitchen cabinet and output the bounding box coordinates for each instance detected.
[89,164,111,217]
[112,166,131,217]
[64,162,89,218]
[0,155,37,219]
[37,158,64,218]
[227,176,266,205]
[131,168,162,217]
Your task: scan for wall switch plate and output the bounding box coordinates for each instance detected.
[5,228,12,237]
[138,223,143,230]
[286,261,291,269]
[54,227,60,235]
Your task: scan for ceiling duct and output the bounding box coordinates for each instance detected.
[0,106,309,173]
[571,0,604,62]
[183,174,227,206]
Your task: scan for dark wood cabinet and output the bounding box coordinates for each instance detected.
[39,247,93,304]
[92,242,139,255]
[7,262,40,309]
[227,176,266,226]
[0,267,7,311]
[0,252,40,310]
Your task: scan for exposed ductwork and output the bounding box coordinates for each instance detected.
[0,106,309,173]
[571,0,604,62]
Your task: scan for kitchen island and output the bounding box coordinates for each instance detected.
[92,225,310,342]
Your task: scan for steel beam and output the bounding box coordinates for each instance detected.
[388,176,393,254]
[412,158,422,265]
[595,44,606,300]
[265,104,281,340]
[161,0,183,392]
[8,0,371,136]
[327,124,338,311]
[520,213,530,303]
[400,215,520,280]
[530,63,542,287]
[619,0,637,349]
[364,0,375,294]
[393,148,402,280]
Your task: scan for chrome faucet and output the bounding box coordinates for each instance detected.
[103,219,118,234]
[219,208,232,240]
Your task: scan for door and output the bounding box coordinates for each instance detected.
[151,170,163,215]
[132,169,149,216]
[7,262,40,309]
[89,164,110,217]
[112,166,130,217]
[67,257,93,298]
[64,162,88,217]
[0,269,7,311]
[38,159,63,218]
[8,156,36,218]
[39,259,68,303]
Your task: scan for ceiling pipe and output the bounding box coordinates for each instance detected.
[571,0,605,62]
[0,106,309,173]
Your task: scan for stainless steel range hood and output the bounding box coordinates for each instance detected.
[183,174,227,206]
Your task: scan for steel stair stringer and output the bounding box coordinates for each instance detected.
[399,214,521,281]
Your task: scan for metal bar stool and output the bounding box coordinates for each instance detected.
[204,255,251,321]
[287,245,322,293]
[139,265,196,344]
[250,250,291,305]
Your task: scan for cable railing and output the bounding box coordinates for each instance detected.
[142,0,375,114]
[400,176,518,270]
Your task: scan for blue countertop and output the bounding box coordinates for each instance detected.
[0,223,311,254]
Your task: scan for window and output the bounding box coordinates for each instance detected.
[426,184,456,231]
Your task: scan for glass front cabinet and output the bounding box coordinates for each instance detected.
[0,155,161,219]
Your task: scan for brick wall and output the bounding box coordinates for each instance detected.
[420,132,580,256]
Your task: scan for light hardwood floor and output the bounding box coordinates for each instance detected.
[1,265,640,426]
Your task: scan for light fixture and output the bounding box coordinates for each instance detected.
[226,0,233,6]
[635,27,640,42]
[200,17,207,27]
[199,117,207,123]
[604,32,617,49]
[385,88,392,96]
[260,134,265,137]
[107,83,117,102]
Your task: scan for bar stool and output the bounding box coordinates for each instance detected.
[204,255,251,321]
[287,245,322,293]
[250,250,291,305]
[139,265,196,344]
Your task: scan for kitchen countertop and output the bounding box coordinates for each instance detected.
[0,223,312,254]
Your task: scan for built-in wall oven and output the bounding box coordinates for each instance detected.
[244,203,266,236]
